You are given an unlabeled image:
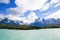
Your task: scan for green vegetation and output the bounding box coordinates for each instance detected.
[0,24,60,30]
[0,24,41,30]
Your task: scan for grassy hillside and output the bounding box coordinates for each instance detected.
[0,24,60,30]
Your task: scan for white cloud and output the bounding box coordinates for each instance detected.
[6,14,21,21]
[0,0,10,4]
[54,3,60,7]
[15,0,47,13]
[15,0,60,13]
[44,10,60,19]
[40,3,50,11]
[6,14,26,21]
[6,7,24,17]
[0,14,5,21]
[0,14,4,18]
[3,0,60,24]
[50,0,60,4]
[40,0,60,11]
[5,0,60,16]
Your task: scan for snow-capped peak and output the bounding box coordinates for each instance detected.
[24,12,38,24]
[27,12,38,20]
[3,12,39,25]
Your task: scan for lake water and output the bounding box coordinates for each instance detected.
[0,29,60,40]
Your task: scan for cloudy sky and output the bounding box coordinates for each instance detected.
[0,0,60,20]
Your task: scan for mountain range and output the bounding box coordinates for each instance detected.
[0,17,60,26]
[0,10,60,26]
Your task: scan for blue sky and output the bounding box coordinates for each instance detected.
[0,0,60,18]
[0,0,17,15]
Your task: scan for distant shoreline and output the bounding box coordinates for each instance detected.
[0,24,60,30]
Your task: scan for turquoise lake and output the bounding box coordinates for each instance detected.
[0,29,60,40]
